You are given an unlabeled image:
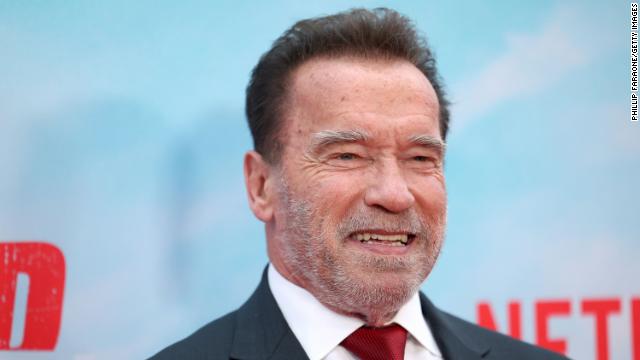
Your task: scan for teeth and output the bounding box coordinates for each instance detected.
[360,240,405,246]
[355,233,409,245]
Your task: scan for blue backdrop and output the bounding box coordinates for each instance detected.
[0,1,637,359]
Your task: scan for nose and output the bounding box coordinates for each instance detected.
[364,161,415,213]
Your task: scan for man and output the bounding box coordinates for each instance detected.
[151,8,568,360]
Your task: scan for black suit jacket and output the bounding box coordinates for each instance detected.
[149,269,569,359]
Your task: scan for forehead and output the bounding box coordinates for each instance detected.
[281,56,440,140]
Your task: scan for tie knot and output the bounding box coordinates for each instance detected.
[341,324,408,360]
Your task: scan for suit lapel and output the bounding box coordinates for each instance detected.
[419,292,490,359]
[230,267,309,360]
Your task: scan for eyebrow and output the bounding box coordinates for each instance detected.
[407,134,447,154]
[310,129,370,150]
[308,130,446,155]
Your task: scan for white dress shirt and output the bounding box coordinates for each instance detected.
[268,264,443,360]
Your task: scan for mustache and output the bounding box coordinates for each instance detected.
[335,208,429,238]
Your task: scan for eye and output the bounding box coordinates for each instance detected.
[325,152,368,168]
[337,153,358,161]
[407,154,439,170]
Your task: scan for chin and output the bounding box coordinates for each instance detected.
[342,281,415,325]
[311,264,423,320]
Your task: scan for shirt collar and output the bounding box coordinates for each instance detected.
[393,287,443,357]
[268,263,441,360]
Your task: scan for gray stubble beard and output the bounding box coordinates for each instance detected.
[275,176,446,325]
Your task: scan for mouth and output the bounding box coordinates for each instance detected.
[348,230,416,253]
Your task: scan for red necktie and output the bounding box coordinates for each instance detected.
[341,324,408,360]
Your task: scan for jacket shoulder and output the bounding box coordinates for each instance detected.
[439,310,569,359]
[148,311,237,360]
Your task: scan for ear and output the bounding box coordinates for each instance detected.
[244,151,275,222]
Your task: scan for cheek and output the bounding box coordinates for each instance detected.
[412,176,447,212]
[302,175,365,242]
[313,175,364,209]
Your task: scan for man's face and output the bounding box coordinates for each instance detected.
[267,57,446,325]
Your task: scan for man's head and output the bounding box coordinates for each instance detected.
[246,7,450,164]
[244,8,448,326]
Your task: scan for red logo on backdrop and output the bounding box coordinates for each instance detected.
[0,242,65,351]
[477,298,640,360]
